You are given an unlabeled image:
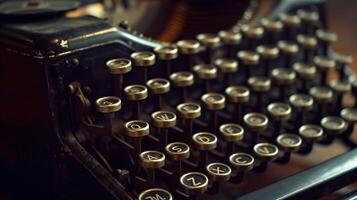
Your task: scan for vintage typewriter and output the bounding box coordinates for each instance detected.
[0,0,356,200]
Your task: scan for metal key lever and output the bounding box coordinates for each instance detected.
[239,148,357,200]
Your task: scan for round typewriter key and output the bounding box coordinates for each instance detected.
[293,62,316,91]
[151,111,176,128]
[268,102,291,135]
[335,53,353,80]
[170,71,194,101]
[192,132,217,151]
[140,150,165,187]
[215,58,238,87]
[297,9,319,34]
[248,76,271,111]
[340,108,357,137]
[180,172,209,195]
[238,50,260,77]
[299,124,324,154]
[147,78,170,109]
[321,116,347,137]
[206,162,232,182]
[297,34,317,62]
[278,40,299,68]
[140,150,165,169]
[177,39,200,70]
[193,132,217,169]
[138,188,173,200]
[280,13,301,28]
[197,33,220,63]
[316,29,338,56]
[219,30,242,57]
[124,120,149,138]
[165,142,190,181]
[276,133,302,151]
[241,24,264,49]
[229,152,254,183]
[310,86,333,119]
[202,93,226,131]
[106,58,132,97]
[131,51,155,83]
[96,96,122,113]
[330,80,351,111]
[154,45,178,76]
[314,56,336,85]
[225,86,249,123]
[166,142,190,161]
[125,85,148,119]
[271,68,296,100]
[193,64,217,92]
[276,133,302,163]
[151,111,177,148]
[256,45,279,76]
[261,18,283,43]
[177,102,201,139]
[253,143,279,172]
[244,112,268,146]
[289,94,314,127]
[219,123,244,154]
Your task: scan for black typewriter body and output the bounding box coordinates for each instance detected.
[0,1,356,200]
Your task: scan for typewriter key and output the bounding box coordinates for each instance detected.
[248,76,271,111]
[261,18,283,43]
[177,39,200,69]
[138,188,173,200]
[131,51,155,83]
[297,9,320,34]
[297,34,317,63]
[278,40,299,68]
[334,53,353,80]
[229,152,254,183]
[314,56,336,85]
[256,45,279,76]
[268,103,291,135]
[197,33,220,63]
[340,108,357,137]
[309,86,333,118]
[244,113,268,146]
[151,111,177,148]
[299,124,324,153]
[241,24,264,49]
[253,143,279,172]
[321,116,347,142]
[237,50,260,78]
[170,71,194,101]
[154,45,178,76]
[215,58,238,87]
[219,123,244,154]
[201,93,225,131]
[225,86,250,123]
[106,58,132,98]
[271,68,296,100]
[206,162,232,194]
[192,132,217,168]
[177,103,201,138]
[166,142,190,179]
[289,94,314,126]
[147,78,170,110]
[219,30,242,57]
[180,172,209,195]
[293,62,316,91]
[276,133,302,163]
[329,80,351,111]
[96,96,122,114]
[316,29,338,56]
[124,85,148,119]
[193,64,217,92]
[140,150,165,186]
[279,13,301,40]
